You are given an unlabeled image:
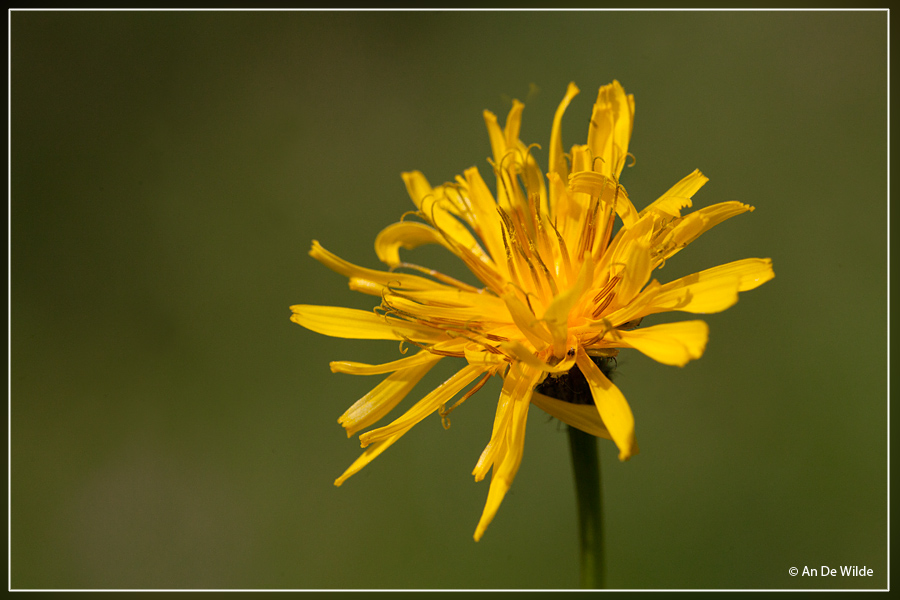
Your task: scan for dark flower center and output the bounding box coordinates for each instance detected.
[535,356,616,405]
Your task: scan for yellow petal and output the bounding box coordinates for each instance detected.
[645,258,775,315]
[330,348,448,375]
[463,343,507,368]
[290,305,442,343]
[501,289,552,350]
[483,109,507,169]
[485,104,540,216]
[472,364,540,481]
[333,363,487,487]
[693,201,755,232]
[640,169,708,219]
[347,278,384,295]
[609,240,651,310]
[547,171,575,239]
[503,99,525,150]
[400,173,493,267]
[663,202,755,260]
[471,395,512,483]
[358,365,486,447]
[549,82,580,208]
[332,340,469,375]
[400,170,434,211]
[602,280,660,325]
[575,347,637,461]
[614,320,709,367]
[531,391,612,441]
[596,211,654,280]
[473,395,527,541]
[334,432,403,487]
[473,365,541,541]
[391,286,505,308]
[461,167,507,272]
[338,354,443,437]
[499,340,576,374]
[309,240,446,295]
[542,252,593,356]
[520,142,549,217]
[731,257,776,291]
[569,172,639,231]
[374,222,450,267]
[540,211,575,285]
[612,182,640,230]
[657,211,708,258]
[587,80,635,180]
[383,289,511,325]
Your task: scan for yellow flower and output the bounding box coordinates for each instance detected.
[291,81,774,541]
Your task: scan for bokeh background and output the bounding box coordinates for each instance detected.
[11,10,887,590]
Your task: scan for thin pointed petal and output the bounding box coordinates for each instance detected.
[503,100,525,149]
[531,391,613,441]
[337,354,443,437]
[663,202,755,261]
[543,252,593,356]
[575,347,637,461]
[640,169,708,219]
[501,290,553,350]
[330,347,454,375]
[587,80,635,179]
[549,82,580,195]
[473,365,540,541]
[334,432,403,487]
[336,365,487,486]
[309,240,446,294]
[290,305,443,343]
[643,258,775,316]
[472,365,542,481]
[614,320,709,367]
[359,365,486,447]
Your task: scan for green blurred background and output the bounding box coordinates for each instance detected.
[11,10,887,590]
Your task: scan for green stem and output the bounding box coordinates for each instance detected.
[567,424,604,589]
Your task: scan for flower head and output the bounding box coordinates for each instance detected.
[291,81,774,541]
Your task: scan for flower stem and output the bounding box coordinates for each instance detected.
[567,424,604,589]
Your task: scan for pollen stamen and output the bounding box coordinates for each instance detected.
[594,183,620,257]
[483,332,510,342]
[592,292,616,319]
[576,195,602,260]
[592,275,621,304]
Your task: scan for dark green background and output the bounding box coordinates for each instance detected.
[11,10,887,590]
